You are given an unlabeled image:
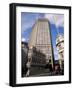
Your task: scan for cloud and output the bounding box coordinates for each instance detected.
[21,13,42,33]
[45,14,54,24]
[21,38,27,42]
[21,13,64,34]
[44,14,64,27]
[21,20,35,32]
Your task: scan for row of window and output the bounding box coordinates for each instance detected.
[38,22,49,31]
[36,34,50,43]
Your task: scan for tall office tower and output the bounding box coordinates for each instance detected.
[28,19,54,68]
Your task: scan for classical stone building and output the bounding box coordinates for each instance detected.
[28,19,54,68]
[56,35,64,70]
[21,42,28,77]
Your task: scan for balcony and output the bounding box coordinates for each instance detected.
[56,35,64,45]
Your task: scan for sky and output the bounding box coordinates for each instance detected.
[21,12,64,60]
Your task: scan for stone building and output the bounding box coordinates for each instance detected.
[56,35,64,70]
[21,41,28,77]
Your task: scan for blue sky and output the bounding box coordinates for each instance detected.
[21,12,64,60]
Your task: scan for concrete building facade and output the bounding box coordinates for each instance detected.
[56,35,64,69]
[28,19,54,68]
